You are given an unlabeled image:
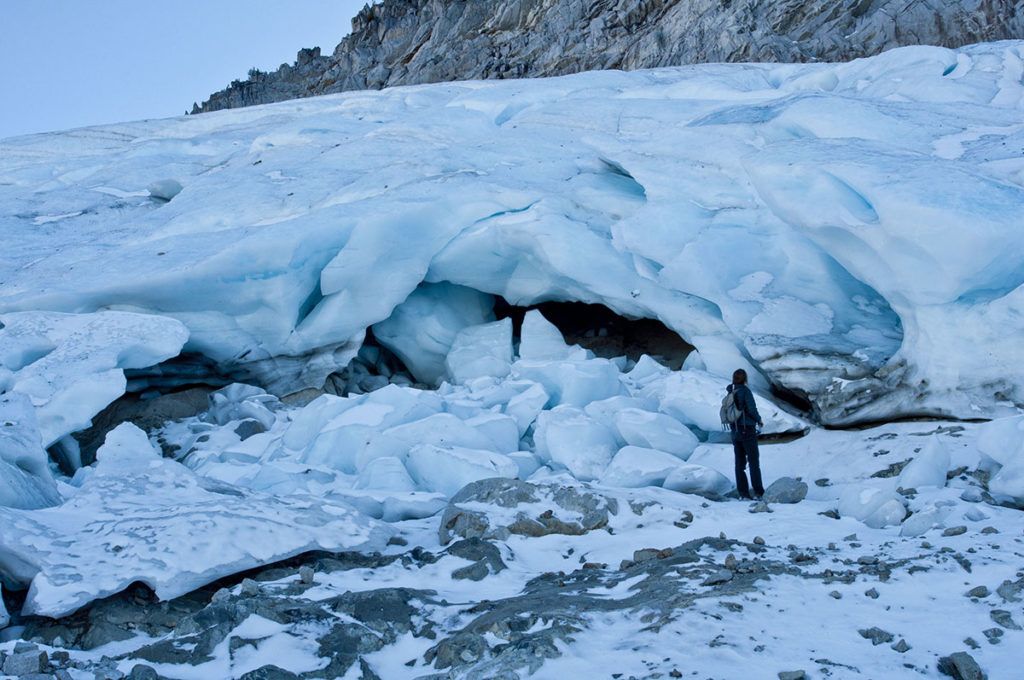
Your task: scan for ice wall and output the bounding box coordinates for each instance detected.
[2,42,1023,423]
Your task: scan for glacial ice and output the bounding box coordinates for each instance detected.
[0,393,60,509]
[533,406,619,481]
[634,369,807,435]
[406,444,518,496]
[372,282,495,385]
[2,44,1023,640]
[661,463,733,498]
[600,446,687,488]
[445,318,514,384]
[896,436,950,490]
[0,423,388,617]
[0,311,188,449]
[2,42,1022,422]
[838,485,908,529]
[519,309,589,361]
[0,584,7,629]
[976,415,1024,504]
[512,357,625,408]
[610,408,698,459]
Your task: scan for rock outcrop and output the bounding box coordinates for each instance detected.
[194,0,1023,112]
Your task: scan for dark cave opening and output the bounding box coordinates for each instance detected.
[494,298,695,369]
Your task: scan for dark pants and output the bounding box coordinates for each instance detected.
[732,431,764,499]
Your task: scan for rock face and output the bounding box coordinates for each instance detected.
[195,0,1023,112]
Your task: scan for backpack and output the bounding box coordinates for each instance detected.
[720,388,745,429]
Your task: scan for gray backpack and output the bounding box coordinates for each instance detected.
[720,388,744,429]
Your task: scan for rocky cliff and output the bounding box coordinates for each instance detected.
[194,0,1022,113]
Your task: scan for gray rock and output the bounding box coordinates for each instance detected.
[439,478,616,544]
[447,538,507,582]
[80,619,134,650]
[2,650,48,676]
[966,586,989,598]
[943,526,968,537]
[237,666,300,680]
[865,588,879,599]
[128,665,159,680]
[891,639,911,653]
[990,609,1021,630]
[701,570,734,586]
[937,651,986,680]
[763,477,808,504]
[298,566,315,585]
[71,387,212,465]
[960,487,984,503]
[233,419,267,441]
[778,672,807,680]
[982,627,1003,643]
[996,578,1022,602]
[193,0,1024,115]
[749,501,772,514]
[858,627,894,645]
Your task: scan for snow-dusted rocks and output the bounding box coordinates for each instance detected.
[762,477,808,504]
[0,424,388,617]
[438,477,619,545]
[0,311,188,448]
[0,393,61,509]
[4,43,1022,421]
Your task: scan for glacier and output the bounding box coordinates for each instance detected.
[1,42,1022,425]
[1,41,1024,679]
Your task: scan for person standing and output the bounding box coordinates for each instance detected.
[727,369,764,500]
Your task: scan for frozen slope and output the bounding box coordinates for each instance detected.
[2,43,1023,423]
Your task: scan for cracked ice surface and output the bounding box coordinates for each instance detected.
[0,423,389,617]
[0,310,189,448]
[1,43,1023,422]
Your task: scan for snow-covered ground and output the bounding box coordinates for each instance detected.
[1,41,1023,680]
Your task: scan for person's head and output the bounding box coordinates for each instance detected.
[732,368,747,385]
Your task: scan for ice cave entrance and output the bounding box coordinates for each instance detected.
[493,299,695,370]
[339,287,698,396]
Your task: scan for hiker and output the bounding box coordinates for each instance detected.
[722,368,765,500]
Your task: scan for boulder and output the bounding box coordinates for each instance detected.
[763,477,808,504]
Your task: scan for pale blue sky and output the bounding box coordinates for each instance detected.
[0,1,367,138]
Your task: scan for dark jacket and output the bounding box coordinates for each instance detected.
[727,383,762,435]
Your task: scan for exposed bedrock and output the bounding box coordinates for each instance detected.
[3,43,1023,426]
[194,0,1024,113]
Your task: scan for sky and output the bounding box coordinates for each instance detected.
[0,0,368,138]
